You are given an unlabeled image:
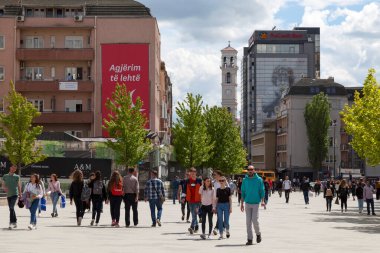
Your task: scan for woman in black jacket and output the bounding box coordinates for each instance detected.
[338,179,349,212]
[69,170,85,226]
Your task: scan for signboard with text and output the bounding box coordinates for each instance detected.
[59,81,78,90]
[101,43,150,137]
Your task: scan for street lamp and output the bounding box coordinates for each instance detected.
[330,119,337,178]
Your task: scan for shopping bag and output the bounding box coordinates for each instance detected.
[60,195,66,209]
[40,197,47,211]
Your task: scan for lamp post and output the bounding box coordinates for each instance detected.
[330,119,337,178]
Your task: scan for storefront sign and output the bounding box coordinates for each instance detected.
[59,82,78,90]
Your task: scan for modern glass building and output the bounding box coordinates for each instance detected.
[241,27,320,161]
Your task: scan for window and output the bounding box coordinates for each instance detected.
[0,66,4,81]
[65,67,83,80]
[25,36,44,48]
[50,36,55,48]
[51,67,55,79]
[65,36,83,48]
[0,36,4,49]
[226,72,231,83]
[65,100,82,112]
[25,67,44,80]
[26,9,33,17]
[65,131,82,138]
[46,8,54,17]
[0,9,4,16]
[28,99,44,112]
[0,98,3,112]
[56,8,64,17]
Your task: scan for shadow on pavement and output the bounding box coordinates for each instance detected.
[162,232,188,235]
[215,244,249,247]
[334,225,380,234]
[2,228,30,231]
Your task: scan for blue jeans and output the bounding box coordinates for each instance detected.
[172,189,178,204]
[189,203,200,229]
[29,199,39,225]
[303,191,309,204]
[217,202,230,234]
[149,199,163,225]
[51,192,59,214]
[358,199,364,212]
[7,195,18,224]
[264,191,269,205]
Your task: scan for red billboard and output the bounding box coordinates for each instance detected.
[101,44,150,137]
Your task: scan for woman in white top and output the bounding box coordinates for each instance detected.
[199,177,216,240]
[47,174,62,218]
[23,174,43,230]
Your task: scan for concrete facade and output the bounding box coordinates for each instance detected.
[251,124,276,171]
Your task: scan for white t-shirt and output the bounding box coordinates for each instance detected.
[283,180,292,190]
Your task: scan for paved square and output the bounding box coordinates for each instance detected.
[0,192,378,253]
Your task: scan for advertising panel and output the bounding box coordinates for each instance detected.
[101,44,150,137]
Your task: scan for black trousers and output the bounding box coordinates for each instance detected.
[124,193,138,226]
[181,199,190,220]
[326,196,332,211]
[201,205,213,235]
[340,196,348,210]
[7,195,18,224]
[73,197,85,221]
[285,189,291,203]
[109,195,123,223]
[366,199,375,214]
[91,195,103,223]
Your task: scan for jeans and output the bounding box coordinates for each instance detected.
[285,189,291,203]
[303,190,309,204]
[172,189,178,204]
[326,196,332,211]
[74,197,85,221]
[51,192,59,214]
[377,189,380,200]
[245,203,260,240]
[189,202,200,230]
[109,195,123,223]
[264,191,269,205]
[181,199,190,220]
[366,199,375,214]
[7,195,18,224]
[91,195,103,223]
[340,196,347,210]
[124,193,138,226]
[29,199,39,225]
[358,198,364,212]
[149,199,163,225]
[217,202,230,235]
[200,205,213,235]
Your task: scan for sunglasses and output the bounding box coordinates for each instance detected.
[219,180,225,182]
[248,169,254,172]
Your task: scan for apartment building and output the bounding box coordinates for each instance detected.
[0,0,163,138]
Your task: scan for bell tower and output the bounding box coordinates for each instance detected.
[221,42,238,118]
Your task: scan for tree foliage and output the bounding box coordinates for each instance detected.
[0,82,45,171]
[102,83,151,168]
[304,92,331,171]
[172,93,213,168]
[204,106,246,174]
[341,68,380,166]
[92,142,114,159]
[42,141,65,157]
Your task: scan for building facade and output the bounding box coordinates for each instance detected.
[241,27,320,161]
[0,0,165,138]
[220,43,238,119]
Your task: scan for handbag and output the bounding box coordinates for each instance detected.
[152,180,165,205]
[40,197,47,211]
[60,195,66,209]
[17,198,24,208]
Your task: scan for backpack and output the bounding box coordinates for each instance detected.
[326,188,333,197]
[111,183,123,196]
[81,183,91,201]
[93,181,103,195]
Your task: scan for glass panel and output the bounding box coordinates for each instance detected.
[0,67,4,81]
[0,36,4,49]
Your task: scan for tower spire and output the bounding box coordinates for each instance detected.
[228,41,231,47]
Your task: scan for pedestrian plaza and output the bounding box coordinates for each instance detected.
[0,192,378,253]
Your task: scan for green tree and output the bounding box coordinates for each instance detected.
[341,68,380,166]
[102,83,151,168]
[42,141,65,157]
[172,93,213,168]
[0,82,45,172]
[92,142,113,159]
[304,92,331,171]
[204,106,247,174]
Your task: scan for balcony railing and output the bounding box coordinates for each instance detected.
[15,80,94,92]
[33,111,93,124]
[16,48,94,61]
[277,145,287,151]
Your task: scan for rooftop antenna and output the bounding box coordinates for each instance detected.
[272,26,276,30]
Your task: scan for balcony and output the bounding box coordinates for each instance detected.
[277,145,287,151]
[16,48,94,61]
[15,80,94,93]
[33,111,93,124]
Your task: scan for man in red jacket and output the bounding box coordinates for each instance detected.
[185,167,202,234]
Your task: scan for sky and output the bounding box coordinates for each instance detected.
[139,0,380,114]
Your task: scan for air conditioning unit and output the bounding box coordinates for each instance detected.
[74,15,83,22]
[16,16,25,22]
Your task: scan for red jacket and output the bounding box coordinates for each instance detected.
[185,178,202,203]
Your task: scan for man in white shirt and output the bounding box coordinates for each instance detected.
[283,176,292,203]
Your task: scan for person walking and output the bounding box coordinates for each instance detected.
[212,170,227,235]
[324,184,334,212]
[199,177,215,240]
[314,180,321,196]
[1,165,21,230]
[172,176,180,204]
[88,171,107,226]
[216,176,232,240]
[277,179,283,197]
[178,173,190,222]
[69,170,85,226]
[351,180,357,201]
[356,179,364,213]
[47,174,62,218]
[23,174,43,230]
[240,165,265,245]
[123,168,139,227]
[300,177,310,205]
[108,171,123,227]
[338,179,349,212]
[283,176,292,203]
[185,168,202,234]
[262,177,269,209]
[363,180,376,215]
[375,178,380,200]
[144,170,165,227]
[237,177,243,206]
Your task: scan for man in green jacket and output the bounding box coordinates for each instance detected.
[240,165,265,245]
[2,165,22,230]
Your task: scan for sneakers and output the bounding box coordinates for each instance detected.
[181,215,184,221]
[194,225,198,233]
[51,213,55,217]
[9,223,17,230]
[226,230,230,238]
[246,240,253,246]
[188,227,194,234]
[77,217,82,226]
[54,213,58,217]
[218,235,224,240]
[95,223,99,226]
[213,228,218,235]
[256,234,262,243]
[28,224,36,230]
[90,220,95,226]
[200,234,206,240]
[111,220,116,226]
[115,223,120,228]
[151,224,157,227]
[157,219,162,227]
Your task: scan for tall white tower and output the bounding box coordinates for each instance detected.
[221,42,238,118]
